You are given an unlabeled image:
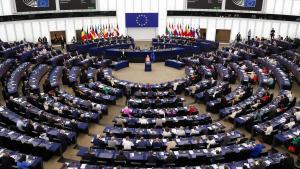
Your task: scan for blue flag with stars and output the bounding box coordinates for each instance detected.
[126,13,158,27]
[37,0,49,7]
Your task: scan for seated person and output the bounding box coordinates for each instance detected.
[229,107,242,119]
[251,99,261,110]
[176,126,186,137]
[17,155,29,169]
[264,122,273,136]
[114,116,125,127]
[162,127,172,138]
[16,119,25,132]
[166,138,177,151]
[294,107,300,121]
[190,126,200,136]
[0,152,16,169]
[147,151,158,164]
[139,116,148,125]
[122,136,134,150]
[206,136,217,148]
[136,137,148,149]
[107,136,118,150]
[152,138,163,149]
[250,140,265,158]
[164,150,176,165]
[115,150,127,162]
[188,105,197,115]
[283,118,296,130]
[155,117,164,128]
[93,135,106,148]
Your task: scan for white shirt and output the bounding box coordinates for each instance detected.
[176,129,185,136]
[190,128,199,135]
[285,121,295,129]
[295,111,300,121]
[162,131,172,137]
[122,139,134,150]
[265,126,273,135]
[16,120,25,131]
[139,118,148,124]
[173,82,179,91]
[207,139,216,148]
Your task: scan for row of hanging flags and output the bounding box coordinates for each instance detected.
[165,23,198,38]
[81,24,120,41]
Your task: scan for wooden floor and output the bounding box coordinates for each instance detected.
[39,62,300,169]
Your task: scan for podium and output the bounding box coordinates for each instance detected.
[145,61,152,72]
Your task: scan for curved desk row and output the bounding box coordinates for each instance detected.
[104,48,185,62]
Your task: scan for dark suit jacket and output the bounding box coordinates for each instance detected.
[147,154,158,163]
[0,155,16,168]
[165,154,176,164]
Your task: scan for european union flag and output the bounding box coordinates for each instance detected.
[126,13,158,28]
[245,0,256,7]
[37,0,49,7]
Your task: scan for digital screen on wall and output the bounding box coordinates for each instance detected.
[225,0,263,11]
[187,0,223,9]
[15,0,56,12]
[59,0,96,10]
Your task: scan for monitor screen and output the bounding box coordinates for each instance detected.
[225,0,264,11]
[15,0,56,12]
[59,0,96,10]
[187,0,223,10]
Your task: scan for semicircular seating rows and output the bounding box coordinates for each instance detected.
[0,36,299,169]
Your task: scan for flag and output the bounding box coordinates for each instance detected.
[91,26,96,40]
[94,26,98,39]
[104,25,109,38]
[186,25,190,37]
[114,24,120,37]
[81,28,85,41]
[165,25,170,36]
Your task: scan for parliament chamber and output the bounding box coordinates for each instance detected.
[0,0,300,169]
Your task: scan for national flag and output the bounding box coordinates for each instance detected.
[104,25,109,38]
[114,24,120,37]
[165,25,170,36]
[80,28,85,41]
[94,27,98,39]
[186,25,190,37]
[91,26,97,40]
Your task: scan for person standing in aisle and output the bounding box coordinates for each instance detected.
[248,29,251,42]
[270,28,275,40]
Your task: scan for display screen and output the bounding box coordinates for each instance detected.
[15,0,56,12]
[59,0,96,10]
[187,0,223,9]
[225,0,263,11]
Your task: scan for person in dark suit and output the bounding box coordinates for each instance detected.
[280,153,295,169]
[164,150,176,165]
[221,134,231,146]
[136,137,148,149]
[270,28,275,40]
[57,130,69,146]
[83,149,96,162]
[0,152,16,169]
[60,35,65,50]
[152,138,163,149]
[39,111,47,122]
[93,135,106,148]
[115,150,127,161]
[147,151,158,164]
[24,120,34,135]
